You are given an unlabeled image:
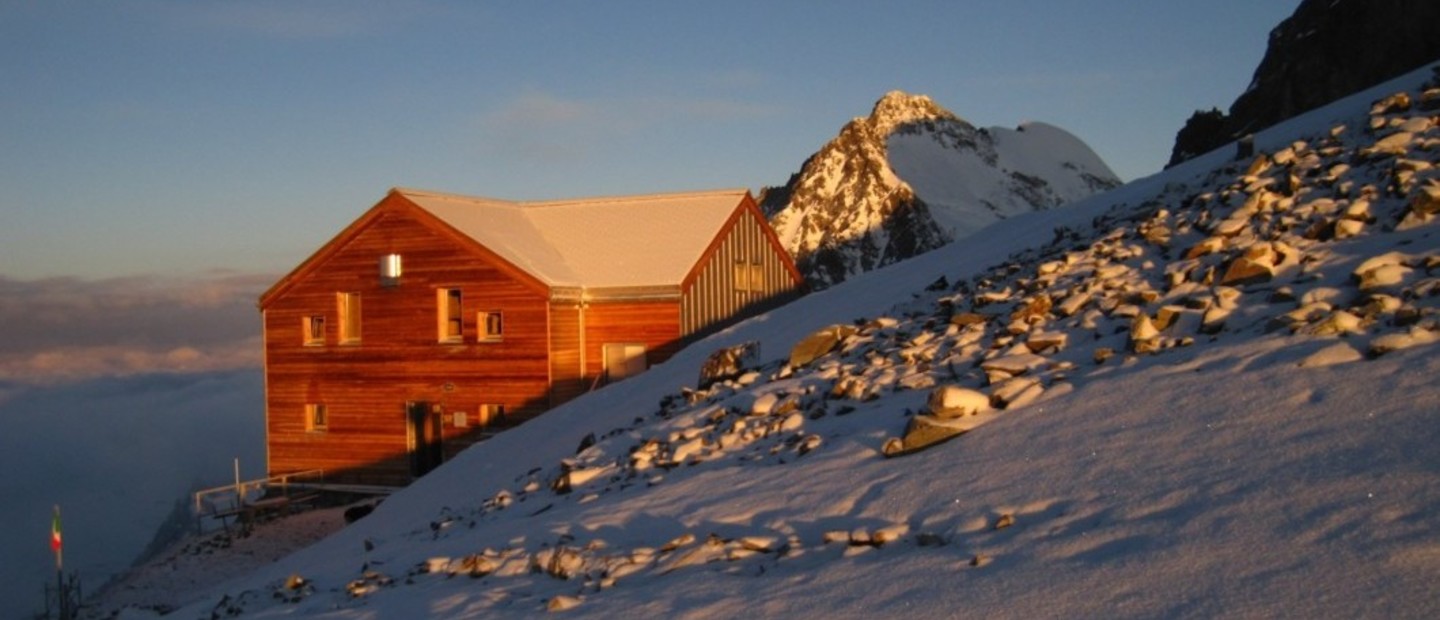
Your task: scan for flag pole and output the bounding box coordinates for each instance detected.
[52,504,66,620]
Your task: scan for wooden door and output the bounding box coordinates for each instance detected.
[603,343,647,381]
[407,401,443,477]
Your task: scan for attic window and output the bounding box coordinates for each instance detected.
[734,259,764,293]
[379,254,402,287]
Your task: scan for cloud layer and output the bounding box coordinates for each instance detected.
[0,273,270,384]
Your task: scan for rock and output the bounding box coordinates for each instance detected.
[926,385,991,419]
[884,413,990,458]
[1093,347,1116,364]
[1025,330,1068,353]
[1185,236,1226,259]
[1297,342,1364,367]
[1402,180,1440,228]
[1300,310,1365,336]
[1055,291,1092,317]
[950,312,991,328]
[1219,253,1275,287]
[551,466,610,494]
[789,325,858,367]
[1130,314,1161,353]
[1357,263,1412,293]
[797,434,823,456]
[872,524,909,545]
[993,513,1015,530]
[991,377,1044,410]
[1010,294,1052,323]
[980,353,1046,377]
[698,341,760,388]
[1369,327,1439,356]
[1372,92,1412,116]
[1200,307,1231,334]
[548,595,583,612]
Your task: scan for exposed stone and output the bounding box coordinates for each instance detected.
[698,341,760,389]
[1220,250,1276,287]
[883,412,990,458]
[548,595,583,612]
[789,325,858,367]
[926,385,991,419]
[991,377,1044,410]
[1010,294,1053,324]
[980,353,1046,377]
[1024,330,1068,353]
[949,312,991,328]
[1093,347,1115,364]
[1354,253,1414,293]
[1129,314,1160,353]
[1369,327,1440,356]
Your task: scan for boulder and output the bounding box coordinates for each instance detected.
[882,414,980,458]
[788,325,858,367]
[698,341,761,388]
[926,385,991,419]
[1219,253,1275,287]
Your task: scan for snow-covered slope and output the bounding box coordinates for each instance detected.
[764,91,1120,288]
[107,62,1440,619]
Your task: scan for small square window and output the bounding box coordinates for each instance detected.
[302,315,325,346]
[305,404,328,432]
[480,311,503,341]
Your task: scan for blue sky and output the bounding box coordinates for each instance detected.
[0,1,1300,280]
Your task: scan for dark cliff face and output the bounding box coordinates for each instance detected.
[1166,0,1440,168]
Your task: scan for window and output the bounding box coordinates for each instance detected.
[305,404,328,432]
[437,289,463,342]
[337,292,361,344]
[480,310,503,341]
[734,260,764,293]
[379,253,402,287]
[302,315,325,346]
[477,404,506,428]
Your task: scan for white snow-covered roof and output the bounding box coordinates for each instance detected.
[396,187,750,289]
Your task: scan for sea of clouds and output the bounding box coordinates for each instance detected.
[0,273,270,617]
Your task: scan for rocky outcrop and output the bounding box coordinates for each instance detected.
[1166,0,1440,168]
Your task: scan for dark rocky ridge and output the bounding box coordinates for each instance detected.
[1166,0,1440,167]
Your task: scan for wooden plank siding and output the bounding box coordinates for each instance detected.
[581,300,683,384]
[262,198,556,485]
[680,197,805,337]
[547,300,585,406]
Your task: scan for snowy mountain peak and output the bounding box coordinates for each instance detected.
[763,91,1120,289]
[867,90,966,136]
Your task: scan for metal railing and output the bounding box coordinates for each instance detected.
[192,469,325,520]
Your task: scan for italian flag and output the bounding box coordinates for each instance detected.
[50,506,62,553]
